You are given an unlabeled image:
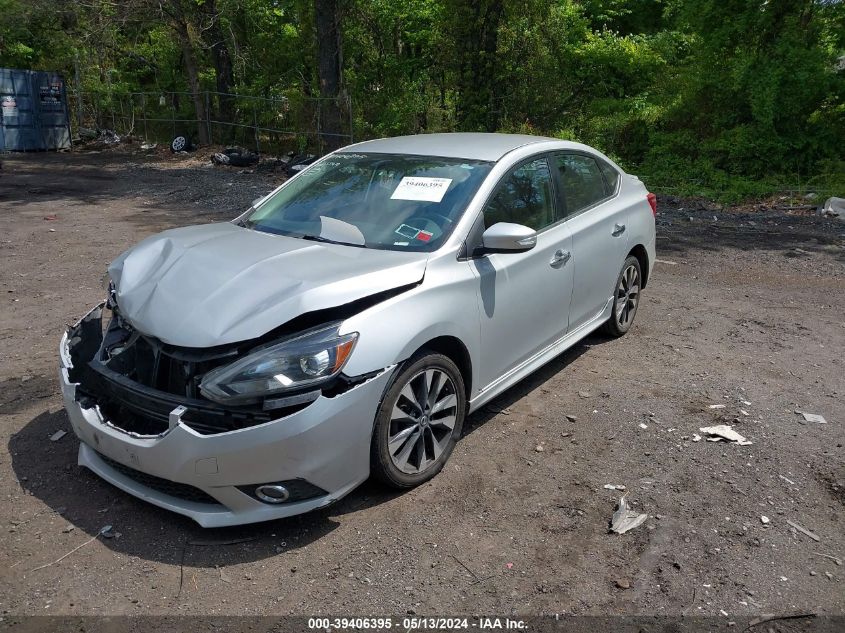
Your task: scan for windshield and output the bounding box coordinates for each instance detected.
[242,153,493,251]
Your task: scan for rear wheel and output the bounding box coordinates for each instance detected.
[602,255,642,337]
[371,352,466,488]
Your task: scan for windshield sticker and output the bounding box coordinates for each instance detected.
[390,177,452,203]
[395,224,420,239]
[395,224,435,243]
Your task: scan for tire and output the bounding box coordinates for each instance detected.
[602,255,642,337]
[370,351,466,489]
[170,134,190,153]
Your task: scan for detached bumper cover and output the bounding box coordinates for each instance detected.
[60,329,394,527]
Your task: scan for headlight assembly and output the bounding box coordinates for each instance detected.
[199,324,357,404]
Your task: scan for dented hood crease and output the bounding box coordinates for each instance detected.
[108,223,428,348]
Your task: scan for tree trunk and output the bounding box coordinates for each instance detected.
[314,0,344,152]
[448,0,504,132]
[205,0,235,141]
[170,0,209,145]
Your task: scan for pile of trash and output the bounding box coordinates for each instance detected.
[211,148,318,176]
[75,128,122,147]
[820,197,845,221]
[211,147,259,167]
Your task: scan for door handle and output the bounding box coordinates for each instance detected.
[612,223,626,237]
[550,249,571,267]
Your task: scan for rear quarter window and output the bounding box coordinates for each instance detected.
[597,159,620,194]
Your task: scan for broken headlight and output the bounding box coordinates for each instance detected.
[199,324,357,404]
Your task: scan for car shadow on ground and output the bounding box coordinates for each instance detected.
[462,334,598,436]
[7,334,608,569]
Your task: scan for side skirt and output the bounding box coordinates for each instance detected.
[467,297,613,414]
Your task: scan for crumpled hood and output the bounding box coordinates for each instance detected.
[108,223,428,348]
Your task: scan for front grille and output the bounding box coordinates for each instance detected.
[95,452,221,506]
[78,362,283,435]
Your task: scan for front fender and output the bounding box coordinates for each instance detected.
[339,255,481,396]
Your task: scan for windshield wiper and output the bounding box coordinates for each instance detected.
[298,234,368,248]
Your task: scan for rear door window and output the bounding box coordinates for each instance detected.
[553,154,610,216]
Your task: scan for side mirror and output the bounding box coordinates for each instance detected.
[481,222,537,253]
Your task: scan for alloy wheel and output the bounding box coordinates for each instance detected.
[387,368,458,475]
[615,264,640,329]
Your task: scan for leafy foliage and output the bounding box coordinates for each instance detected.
[1,0,842,200]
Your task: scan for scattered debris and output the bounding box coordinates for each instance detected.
[699,425,752,445]
[779,474,796,485]
[505,562,514,570]
[100,525,115,539]
[578,390,591,398]
[140,142,157,150]
[615,578,631,589]
[212,147,259,167]
[49,430,67,442]
[62,525,75,533]
[30,525,112,571]
[638,423,648,429]
[609,494,648,535]
[795,411,827,424]
[744,612,816,631]
[534,445,544,452]
[708,404,726,409]
[812,552,843,566]
[761,516,771,525]
[448,554,480,581]
[820,196,845,221]
[654,259,678,266]
[487,405,510,415]
[603,484,626,491]
[565,414,578,422]
[786,520,820,542]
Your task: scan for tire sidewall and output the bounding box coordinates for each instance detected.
[607,255,642,336]
[170,134,190,153]
[371,352,466,488]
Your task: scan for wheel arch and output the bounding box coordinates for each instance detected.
[628,244,650,288]
[410,336,472,400]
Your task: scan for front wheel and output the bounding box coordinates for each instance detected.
[371,352,466,488]
[602,255,642,337]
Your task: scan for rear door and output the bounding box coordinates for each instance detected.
[551,152,628,332]
[470,156,574,390]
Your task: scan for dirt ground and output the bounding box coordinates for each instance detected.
[0,148,843,620]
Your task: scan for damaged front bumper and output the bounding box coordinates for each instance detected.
[59,305,395,527]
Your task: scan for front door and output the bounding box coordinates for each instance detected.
[470,156,575,391]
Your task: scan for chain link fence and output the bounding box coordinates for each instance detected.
[66,88,353,155]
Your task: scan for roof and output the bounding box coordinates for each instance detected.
[341,132,559,162]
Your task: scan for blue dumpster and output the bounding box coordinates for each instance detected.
[0,68,72,151]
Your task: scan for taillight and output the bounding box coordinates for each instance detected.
[647,192,657,216]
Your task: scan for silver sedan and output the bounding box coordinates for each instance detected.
[59,133,656,526]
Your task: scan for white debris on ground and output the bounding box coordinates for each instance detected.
[609,494,648,535]
[699,425,753,446]
[795,410,828,424]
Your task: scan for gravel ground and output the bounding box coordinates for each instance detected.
[0,148,843,620]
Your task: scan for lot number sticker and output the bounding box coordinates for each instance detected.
[391,177,452,203]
